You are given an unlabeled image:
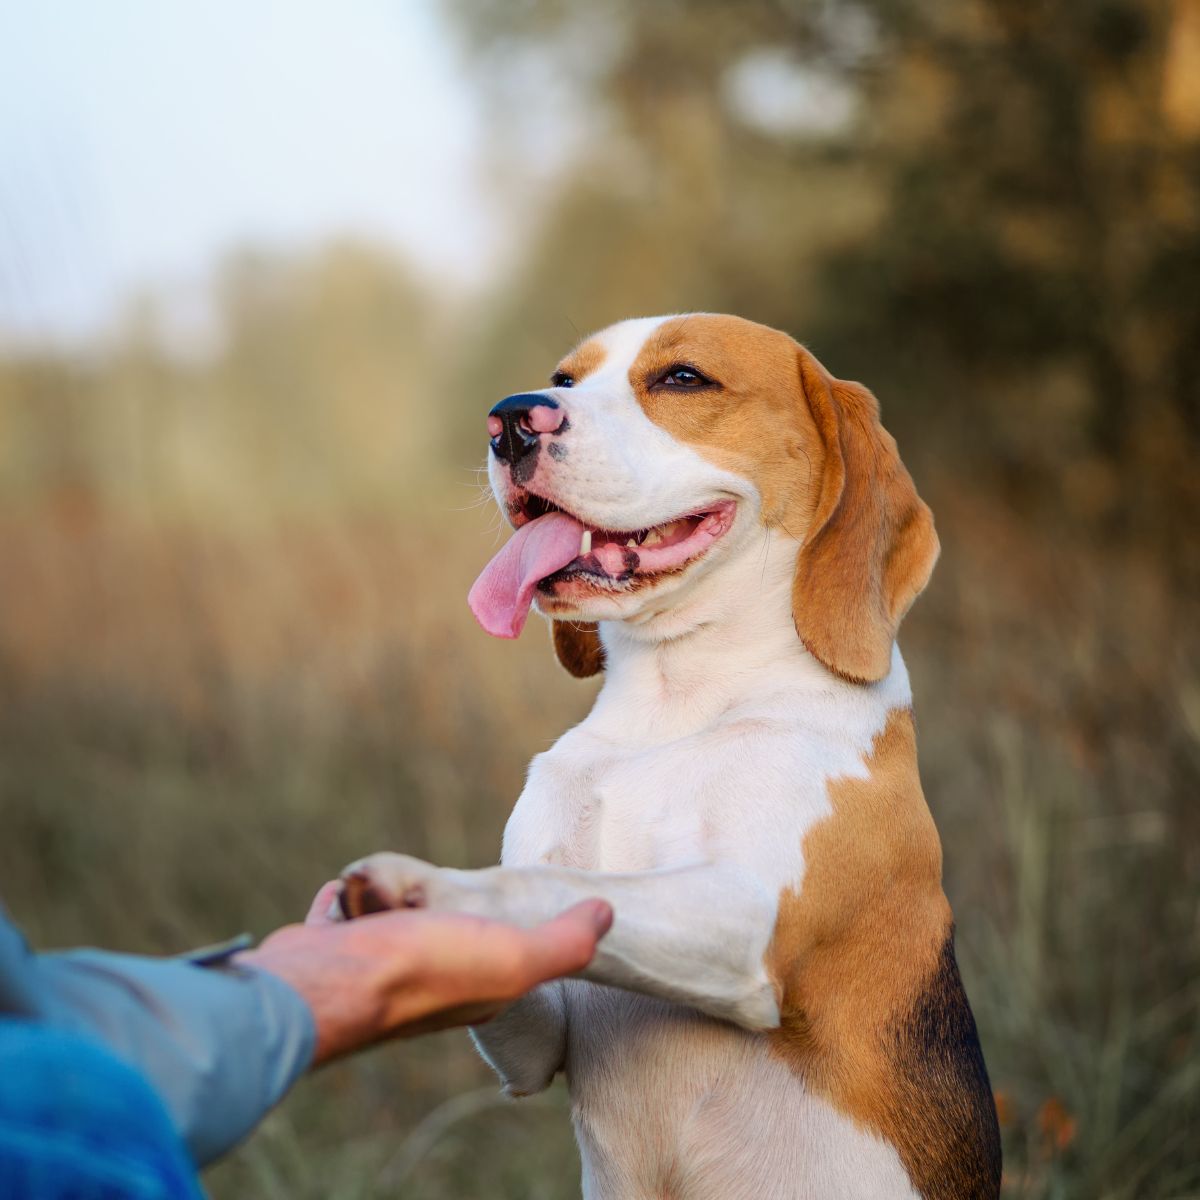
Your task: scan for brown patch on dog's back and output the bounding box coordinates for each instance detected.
[767,708,1000,1199]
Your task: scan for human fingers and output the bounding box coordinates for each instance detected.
[248,901,613,1060]
[510,899,613,988]
[357,902,612,1037]
[305,881,343,926]
[344,899,612,1002]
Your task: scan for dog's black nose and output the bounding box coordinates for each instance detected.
[487,393,564,466]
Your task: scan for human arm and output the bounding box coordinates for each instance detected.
[0,890,611,1167]
[0,905,314,1167]
[240,883,611,1061]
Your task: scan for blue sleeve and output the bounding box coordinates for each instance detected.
[0,909,316,1167]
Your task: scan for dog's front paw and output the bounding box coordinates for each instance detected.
[338,852,443,919]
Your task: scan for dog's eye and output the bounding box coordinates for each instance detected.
[657,365,713,389]
[551,372,575,389]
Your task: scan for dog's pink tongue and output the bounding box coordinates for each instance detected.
[468,511,585,638]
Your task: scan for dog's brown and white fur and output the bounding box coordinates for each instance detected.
[339,315,1001,1199]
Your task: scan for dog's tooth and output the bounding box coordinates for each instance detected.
[626,539,637,548]
[642,528,664,546]
[580,530,592,555]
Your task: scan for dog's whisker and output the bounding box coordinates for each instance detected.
[759,527,772,586]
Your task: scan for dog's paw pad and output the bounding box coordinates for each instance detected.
[338,869,395,919]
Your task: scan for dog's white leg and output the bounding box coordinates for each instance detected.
[341,854,782,1030]
[469,982,566,1096]
[542,863,781,1028]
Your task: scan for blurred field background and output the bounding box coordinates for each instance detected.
[1,1,1198,1197]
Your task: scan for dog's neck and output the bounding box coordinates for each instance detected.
[586,528,842,740]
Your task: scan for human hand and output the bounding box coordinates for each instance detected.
[237,882,611,1066]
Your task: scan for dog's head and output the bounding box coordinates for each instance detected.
[469,314,938,684]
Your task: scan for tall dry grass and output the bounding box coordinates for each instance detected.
[0,486,594,1199]
[1,471,1195,1198]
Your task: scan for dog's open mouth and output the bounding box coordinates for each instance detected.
[519,494,736,584]
[468,494,737,639]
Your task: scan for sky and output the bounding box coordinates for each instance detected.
[0,0,496,346]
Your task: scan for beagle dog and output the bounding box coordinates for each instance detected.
[339,315,1001,1200]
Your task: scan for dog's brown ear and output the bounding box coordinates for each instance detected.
[552,620,605,678]
[791,350,939,684]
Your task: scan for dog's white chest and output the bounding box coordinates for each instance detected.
[487,658,927,1200]
[503,730,710,873]
[499,666,913,883]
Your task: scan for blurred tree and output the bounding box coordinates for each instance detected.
[0,242,445,517]
[209,242,443,513]
[449,0,1200,568]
